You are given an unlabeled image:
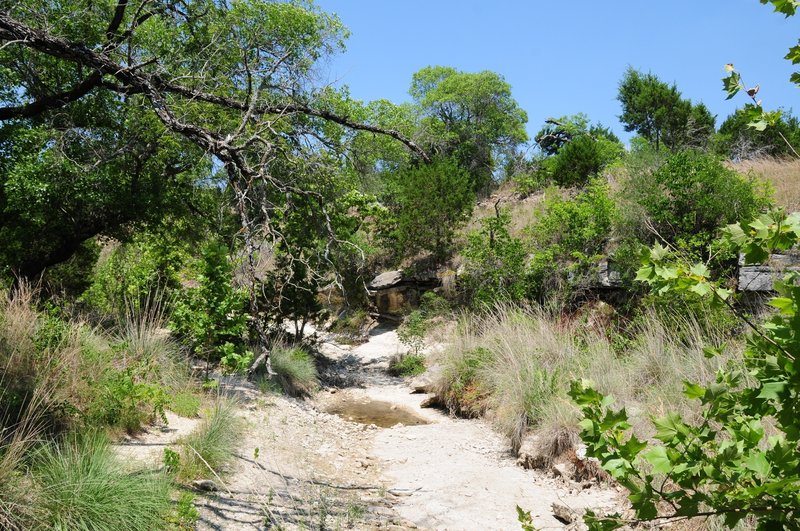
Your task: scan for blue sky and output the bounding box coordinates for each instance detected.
[314,0,798,143]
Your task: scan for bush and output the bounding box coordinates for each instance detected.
[527,180,617,302]
[86,368,168,433]
[617,149,771,261]
[34,432,171,530]
[388,353,426,377]
[269,346,319,397]
[177,399,242,481]
[171,240,249,365]
[397,309,427,355]
[461,209,530,305]
[546,134,622,187]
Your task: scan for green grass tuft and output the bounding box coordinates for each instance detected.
[270,347,319,397]
[177,399,242,481]
[34,431,171,531]
[169,391,202,418]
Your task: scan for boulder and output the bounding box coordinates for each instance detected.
[408,364,442,394]
[368,270,405,290]
[738,252,800,291]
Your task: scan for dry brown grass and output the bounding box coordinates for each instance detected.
[731,157,800,212]
[433,304,744,454]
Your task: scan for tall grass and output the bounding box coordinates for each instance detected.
[0,283,195,528]
[732,157,800,212]
[35,431,171,530]
[434,304,742,452]
[178,399,243,481]
[269,346,319,397]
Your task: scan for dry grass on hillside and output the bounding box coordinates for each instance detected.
[732,157,800,212]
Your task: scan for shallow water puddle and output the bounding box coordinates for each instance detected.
[325,398,430,428]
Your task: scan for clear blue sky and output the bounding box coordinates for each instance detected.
[314,0,798,142]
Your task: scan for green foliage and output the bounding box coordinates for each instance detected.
[34,432,171,531]
[169,392,202,418]
[527,180,617,302]
[618,67,716,151]
[167,491,200,530]
[87,368,168,433]
[410,66,528,192]
[618,149,771,261]
[80,228,194,316]
[533,115,624,187]
[517,505,537,531]
[440,346,494,417]
[171,240,249,363]
[269,346,320,398]
[572,210,800,528]
[385,158,474,261]
[163,448,180,472]
[397,310,428,355]
[715,104,800,159]
[462,210,529,305]
[178,400,243,481]
[219,343,255,375]
[388,353,426,377]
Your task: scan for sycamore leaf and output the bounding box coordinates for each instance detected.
[744,451,771,476]
[758,381,787,400]
[644,446,671,474]
[786,42,800,64]
[683,381,706,400]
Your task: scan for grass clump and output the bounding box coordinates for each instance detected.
[177,399,242,481]
[434,304,741,454]
[34,431,171,530]
[388,353,426,377]
[270,346,319,397]
[169,391,202,418]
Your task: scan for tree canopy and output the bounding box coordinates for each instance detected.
[410,66,528,192]
[618,67,716,151]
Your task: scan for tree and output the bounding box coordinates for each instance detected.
[385,157,474,262]
[618,68,716,151]
[716,104,800,159]
[410,66,528,193]
[0,0,427,342]
[532,114,623,187]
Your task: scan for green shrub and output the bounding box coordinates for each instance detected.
[269,347,319,398]
[167,491,200,529]
[171,240,250,364]
[178,399,242,481]
[397,310,427,355]
[546,134,621,187]
[34,431,171,530]
[617,149,771,262]
[461,209,530,305]
[80,232,189,316]
[527,179,617,302]
[388,353,426,377]
[87,368,168,433]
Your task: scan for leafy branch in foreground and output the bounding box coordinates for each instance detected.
[570,210,800,529]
